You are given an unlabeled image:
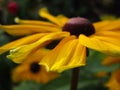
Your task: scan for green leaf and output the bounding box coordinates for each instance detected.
[13,81,41,90]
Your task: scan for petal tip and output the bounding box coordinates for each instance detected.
[39,62,50,72]
[14,17,20,23]
[38,7,48,16]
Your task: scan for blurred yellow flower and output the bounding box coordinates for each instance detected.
[105,68,120,90]
[0,7,120,73]
[102,56,120,90]
[12,48,59,83]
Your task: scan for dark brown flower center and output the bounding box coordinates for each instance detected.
[63,17,95,36]
[30,62,40,73]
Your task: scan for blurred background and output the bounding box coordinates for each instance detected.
[0,0,120,90]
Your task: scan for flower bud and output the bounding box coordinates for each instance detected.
[8,1,18,14]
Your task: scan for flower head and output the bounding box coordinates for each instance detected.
[104,68,120,90]
[39,8,120,72]
[102,56,120,90]
[0,7,120,73]
[12,48,59,83]
[63,17,95,36]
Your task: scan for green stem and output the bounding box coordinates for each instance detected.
[70,67,80,90]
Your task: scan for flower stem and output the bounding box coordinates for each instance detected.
[70,67,80,90]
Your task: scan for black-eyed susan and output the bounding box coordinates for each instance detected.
[12,48,59,83]
[104,68,120,90]
[102,56,120,90]
[0,8,120,73]
[38,8,120,72]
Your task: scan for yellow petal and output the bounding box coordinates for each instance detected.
[67,39,86,68]
[7,32,70,63]
[94,19,120,32]
[0,33,46,54]
[25,48,50,62]
[39,8,63,27]
[12,48,50,63]
[40,36,86,73]
[79,34,120,56]
[15,17,58,27]
[0,24,61,36]
[56,15,69,26]
[93,20,112,29]
[94,31,120,46]
[102,56,120,66]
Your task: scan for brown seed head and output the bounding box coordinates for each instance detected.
[63,17,95,36]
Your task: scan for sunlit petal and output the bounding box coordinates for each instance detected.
[94,31,120,46]
[39,8,63,27]
[7,32,70,63]
[94,19,120,32]
[15,17,58,27]
[0,33,46,54]
[12,47,50,63]
[79,34,120,56]
[40,36,86,73]
[56,15,69,26]
[0,24,61,36]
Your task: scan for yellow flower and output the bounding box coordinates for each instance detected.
[38,8,120,72]
[12,48,59,83]
[105,68,120,90]
[102,56,120,90]
[0,7,120,73]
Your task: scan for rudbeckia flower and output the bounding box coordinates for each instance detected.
[38,8,120,72]
[104,68,120,90]
[12,48,59,83]
[102,56,120,90]
[0,8,120,73]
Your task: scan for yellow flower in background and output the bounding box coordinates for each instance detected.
[12,48,59,83]
[104,68,120,90]
[0,7,120,73]
[102,56,120,90]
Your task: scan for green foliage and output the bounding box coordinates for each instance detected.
[13,81,41,90]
